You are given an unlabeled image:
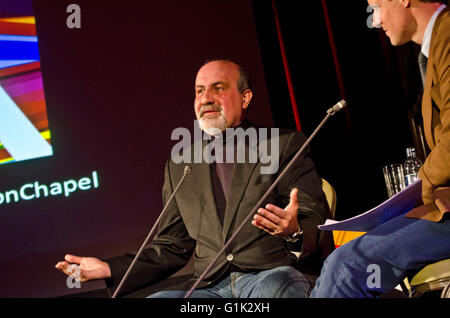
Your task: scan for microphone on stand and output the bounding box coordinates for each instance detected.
[184,99,347,298]
[112,165,191,298]
[327,99,346,115]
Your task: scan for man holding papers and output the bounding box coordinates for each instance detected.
[310,0,450,297]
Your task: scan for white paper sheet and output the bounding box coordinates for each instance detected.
[318,179,422,232]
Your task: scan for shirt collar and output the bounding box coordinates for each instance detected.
[421,4,447,58]
[209,118,250,145]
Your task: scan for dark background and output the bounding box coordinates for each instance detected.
[0,0,423,297]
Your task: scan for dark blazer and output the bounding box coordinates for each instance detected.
[106,120,332,296]
[408,8,450,221]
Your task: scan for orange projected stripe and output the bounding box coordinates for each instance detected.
[0,17,36,24]
[0,16,36,35]
[27,111,49,132]
[12,93,49,131]
[333,231,366,248]
[0,147,12,161]
[0,20,36,36]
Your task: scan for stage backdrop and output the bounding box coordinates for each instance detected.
[0,0,273,297]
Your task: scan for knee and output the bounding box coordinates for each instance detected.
[270,266,306,281]
[265,266,311,297]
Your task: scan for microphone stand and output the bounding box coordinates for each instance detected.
[184,100,346,298]
[112,165,191,298]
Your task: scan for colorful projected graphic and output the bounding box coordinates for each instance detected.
[0,15,53,165]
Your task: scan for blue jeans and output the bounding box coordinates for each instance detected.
[149,266,311,298]
[310,214,450,297]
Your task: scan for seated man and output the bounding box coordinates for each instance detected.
[56,59,333,298]
[310,0,450,297]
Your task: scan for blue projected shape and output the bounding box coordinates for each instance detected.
[0,40,40,60]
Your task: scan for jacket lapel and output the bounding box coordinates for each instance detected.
[222,154,258,242]
[191,120,260,241]
[186,139,223,233]
[422,58,434,148]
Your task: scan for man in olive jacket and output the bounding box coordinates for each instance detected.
[56,59,332,298]
[310,0,450,298]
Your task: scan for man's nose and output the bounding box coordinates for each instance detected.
[200,88,215,104]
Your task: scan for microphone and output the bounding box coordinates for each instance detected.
[184,99,347,298]
[112,165,191,298]
[327,99,347,115]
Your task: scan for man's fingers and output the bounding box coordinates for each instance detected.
[252,188,300,237]
[253,213,278,232]
[263,204,286,218]
[258,207,283,223]
[55,261,77,276]
[252,218,275,234]
[56,255,84,278]
[287,188,298,210]
[64,254,83,264]
[55,254,82,272]
[55,261,69,271]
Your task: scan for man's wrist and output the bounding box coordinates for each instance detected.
[284,226,303,243]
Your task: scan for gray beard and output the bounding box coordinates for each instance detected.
[199,114,227,136]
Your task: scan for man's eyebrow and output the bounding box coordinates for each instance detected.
[195,81,228,88]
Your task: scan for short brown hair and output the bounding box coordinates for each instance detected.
[203,58,252,93]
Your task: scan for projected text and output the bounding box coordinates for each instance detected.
[0,171,99,206]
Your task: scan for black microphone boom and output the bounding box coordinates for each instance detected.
[184,99,347,298]
[111,165,191,298]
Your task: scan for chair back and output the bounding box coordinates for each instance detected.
[321,178,337,218]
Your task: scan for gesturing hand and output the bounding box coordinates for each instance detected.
[55,254,111,282]
[251,188,301,239]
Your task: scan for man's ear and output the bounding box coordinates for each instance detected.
[400,0,411,9]
[241,89,253,110]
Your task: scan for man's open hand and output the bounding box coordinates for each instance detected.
[251,188,301,238]
[55,254,111,282]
